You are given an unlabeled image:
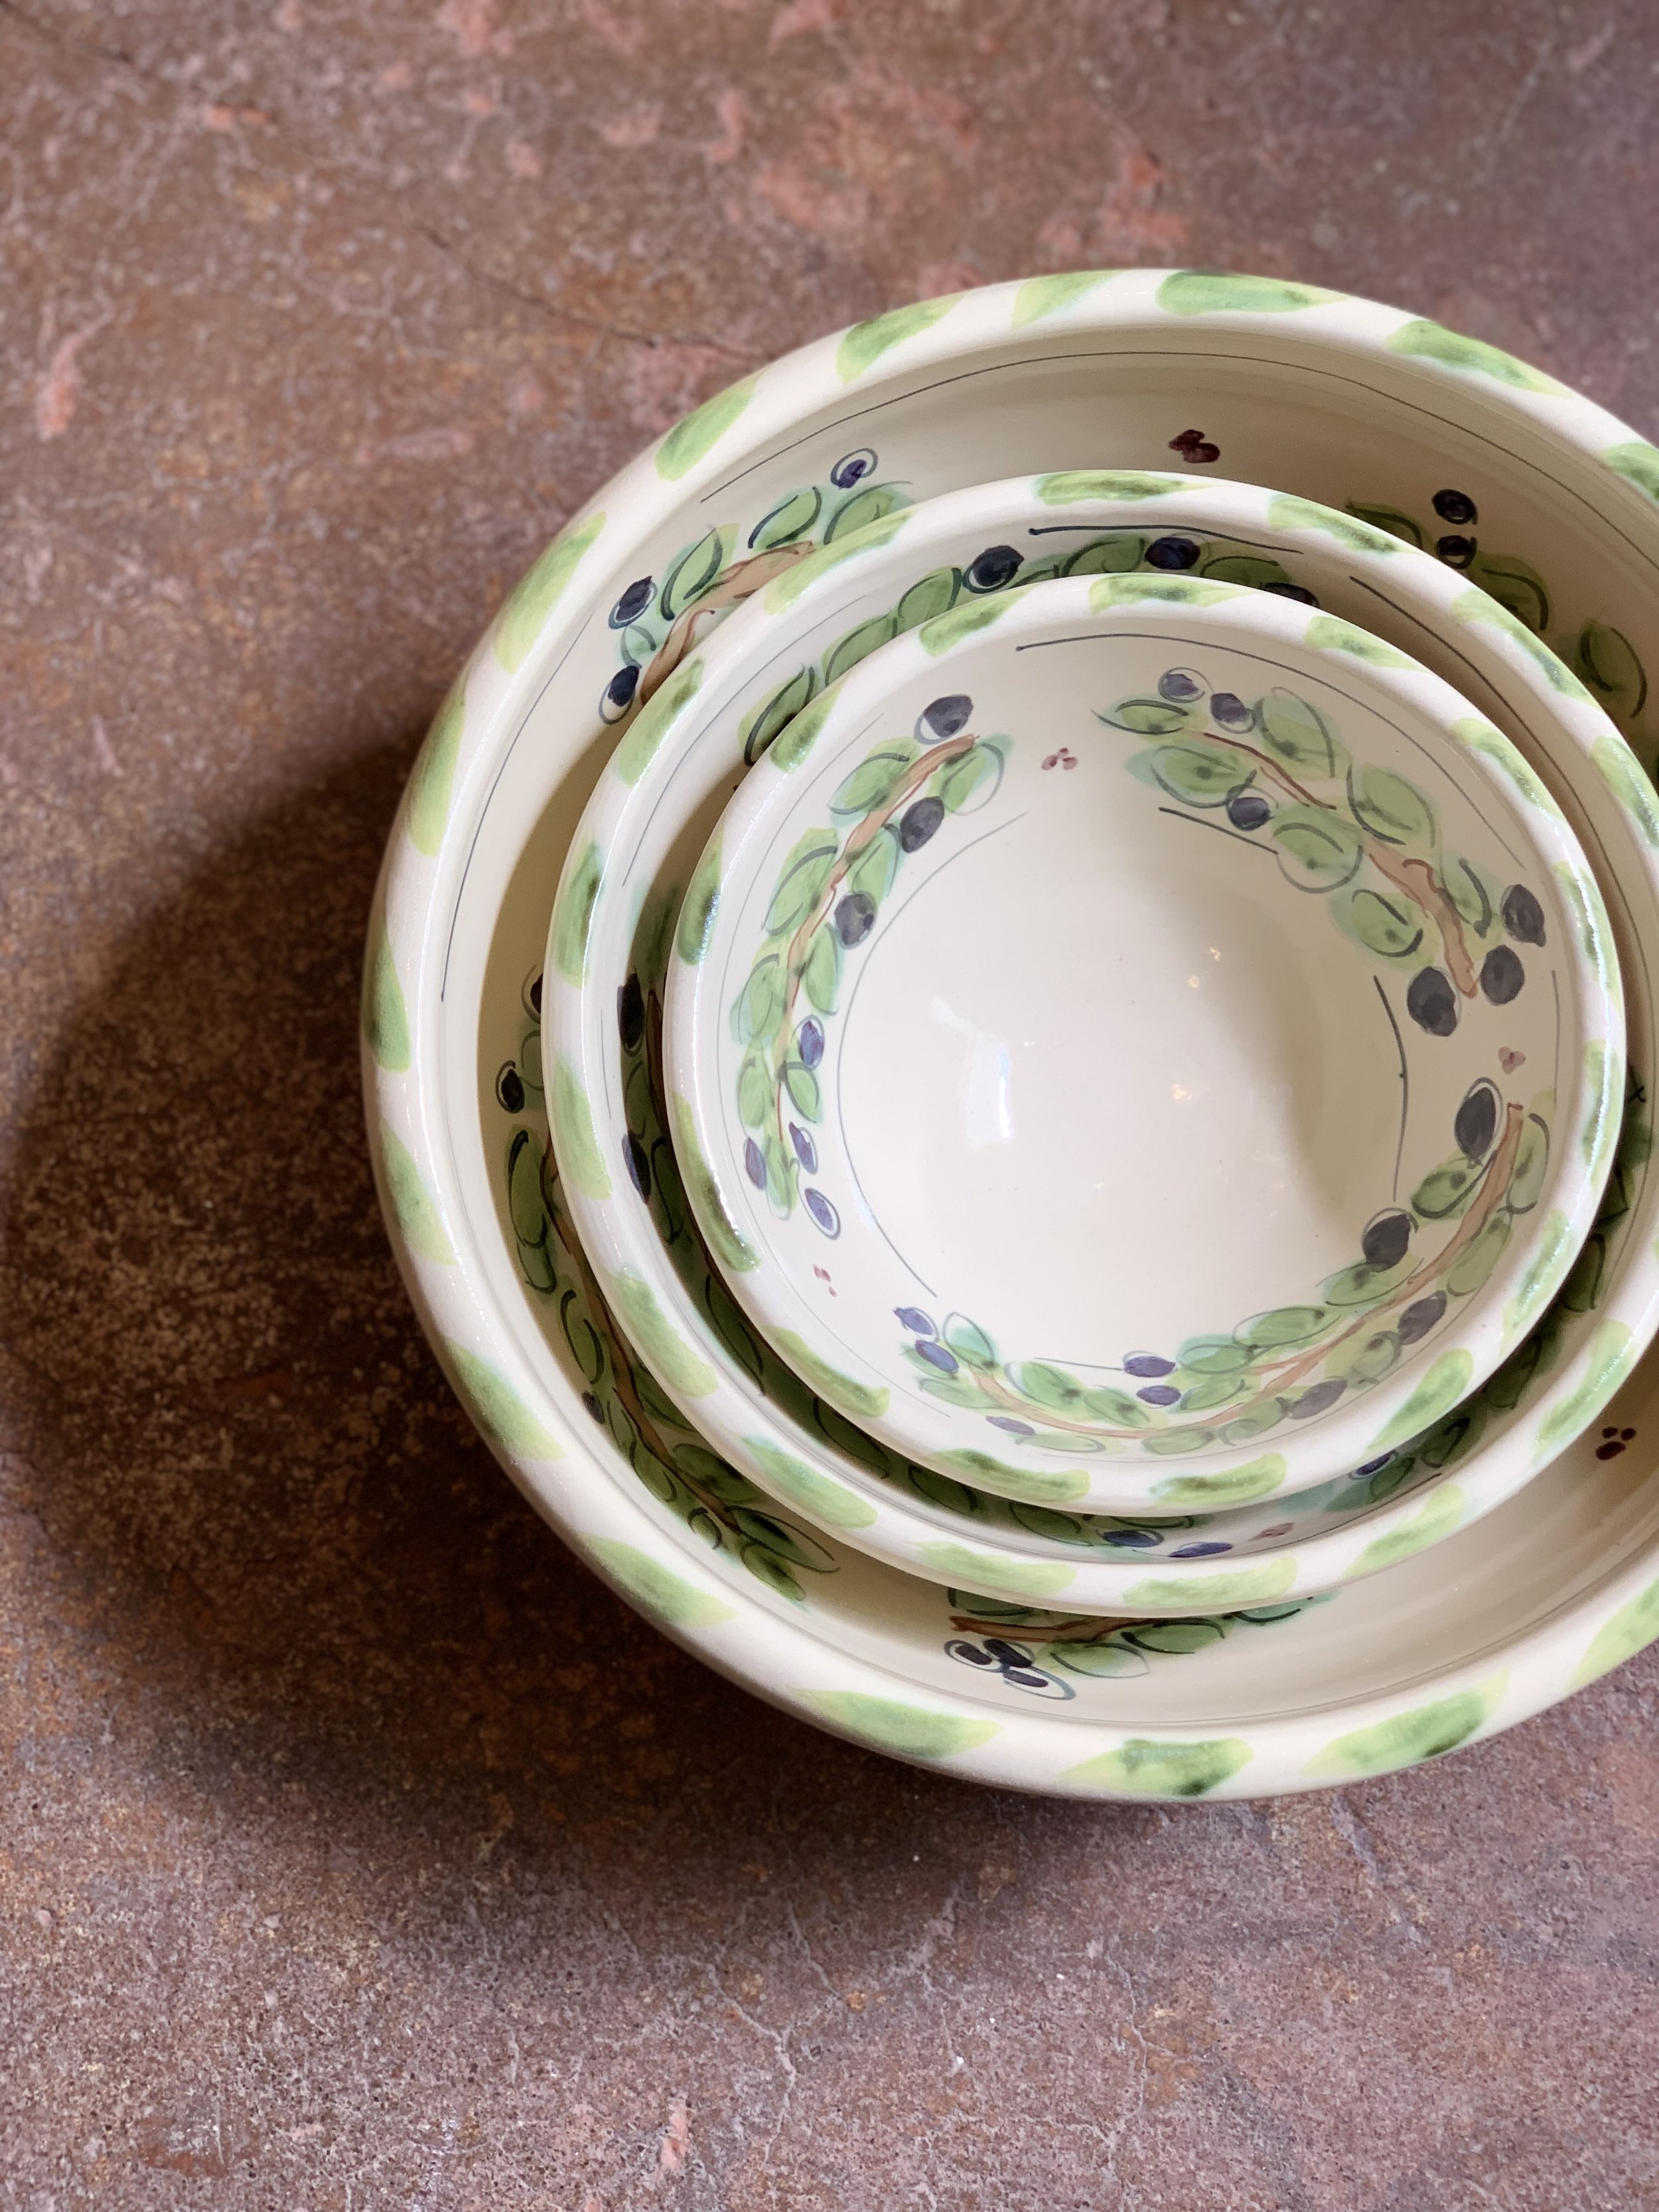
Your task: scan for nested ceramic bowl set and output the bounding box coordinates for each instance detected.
[366,270,1659,1800]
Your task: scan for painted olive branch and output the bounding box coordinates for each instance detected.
[758,730,979,1178]
[630,542,817,710]
[538,1130,754,1543]
[1193,724,1480,995]
[953,1102,1526,1447]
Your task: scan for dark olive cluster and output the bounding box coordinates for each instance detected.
[1406,881,1544,1036]
[1432,486,1479,568]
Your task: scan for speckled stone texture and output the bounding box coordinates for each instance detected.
[5,1,1659,2203]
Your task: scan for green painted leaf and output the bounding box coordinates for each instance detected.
[918,595,1014,655]
[1136,739,1254,807]
[825,481,909,542]
[1451,717,1555,812]
[406,674,465,855]
[1103,695,1202,737]
[1535,1318,1636,1457]
[896,567,962,629]
[749,484,823,550]
[1467,551,1550,635]
[733,955,787,1047]
[1571,1577,1659,1688]
[1386,318,1563,394]
[1200,553,1295,590]
[847,823,901,904]
[833,736,920,815]
[1556,859,1617,997]
[1090,573,1243,610]
[762,510,912,613]
[1305,615,1414,667]
[1124,1557,1297,1612]
[1270,806,1363,891]
[1348,763,1437,853]
[824,612,900,686]
[614,656,706,785]
[1011,269,1120,327]
[1579,621,1650,725]
[1304,1679,1503,1778]
[1267,496,1401,553]
[783,1059,820,1120]
[659,527,730,621]
[676,834,722,966]
[1058,1735,1253,1798]
[1149,1454,1285,1507]
[590,1538,739,1627]
[1367,1351,1475,1454]
[916,1543,1076,1600]
[1061,534,1145,575]
[1591,733,1659,847]
[549,1057,611,1200]
[933,1448,1090,1506]
[1336,885,1425,962]
[1158,271,1341,317]
[1603,439,1659,507]
[741,1437,876,1528]
[1506,1120,1553,1217]
[446,1341,563,1459]
[802,926,841,1013]
[764,829,839,936]
[772,1329,889,1420]
[801,1690,999,1760]
[934,743,1000,812]
[494,510,606,673]
[741,666,820,765]
[768,678,846,773]
[1238,1305,1330,1350]
[607,1272,718,1398]
[835,294,961,382]
[380,1126,453,1263]
[670,1094,757,1276]
[1346,502,1425,550]
[1035,467,1183,504]
[363,929,410,1072]
[942,1313,997,1369]
[656,374,758,480]
[551,840,603,986]
[1259,688,1343,776]
[1348,1485,1468,1580]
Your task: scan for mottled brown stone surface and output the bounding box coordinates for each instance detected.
[5,1,1659,2203]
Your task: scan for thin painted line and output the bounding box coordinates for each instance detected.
[1155,804,1279,855]
[1374,975,1411,1203]
[832,809,1030,1303]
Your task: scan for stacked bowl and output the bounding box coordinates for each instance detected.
[365,269,1659,1799]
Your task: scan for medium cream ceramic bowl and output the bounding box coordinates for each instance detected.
[366,273,1659,1796]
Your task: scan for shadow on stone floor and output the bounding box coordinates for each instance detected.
[0,741,1117,1877]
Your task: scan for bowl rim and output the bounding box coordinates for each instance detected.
[364,267,1659,1798]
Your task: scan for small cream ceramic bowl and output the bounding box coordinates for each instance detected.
[665,571,1623,1513]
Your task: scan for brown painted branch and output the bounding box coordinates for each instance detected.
[963,1102,1527,1446]
[762,730,979,1160]
[540,1133,745,1536]
[1194,725,1479,994]
[636,541,817,704]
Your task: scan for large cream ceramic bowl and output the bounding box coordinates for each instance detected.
[533,469,1659,1614]
[366,273,1659,1795]
[665,574,1620,1507]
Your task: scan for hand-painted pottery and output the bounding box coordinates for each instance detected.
[666,572,1621,1509]
[366,271,1659,1793]
[527,467,1659,1613]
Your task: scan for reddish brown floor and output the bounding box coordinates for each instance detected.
[4,2,1659,2205]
